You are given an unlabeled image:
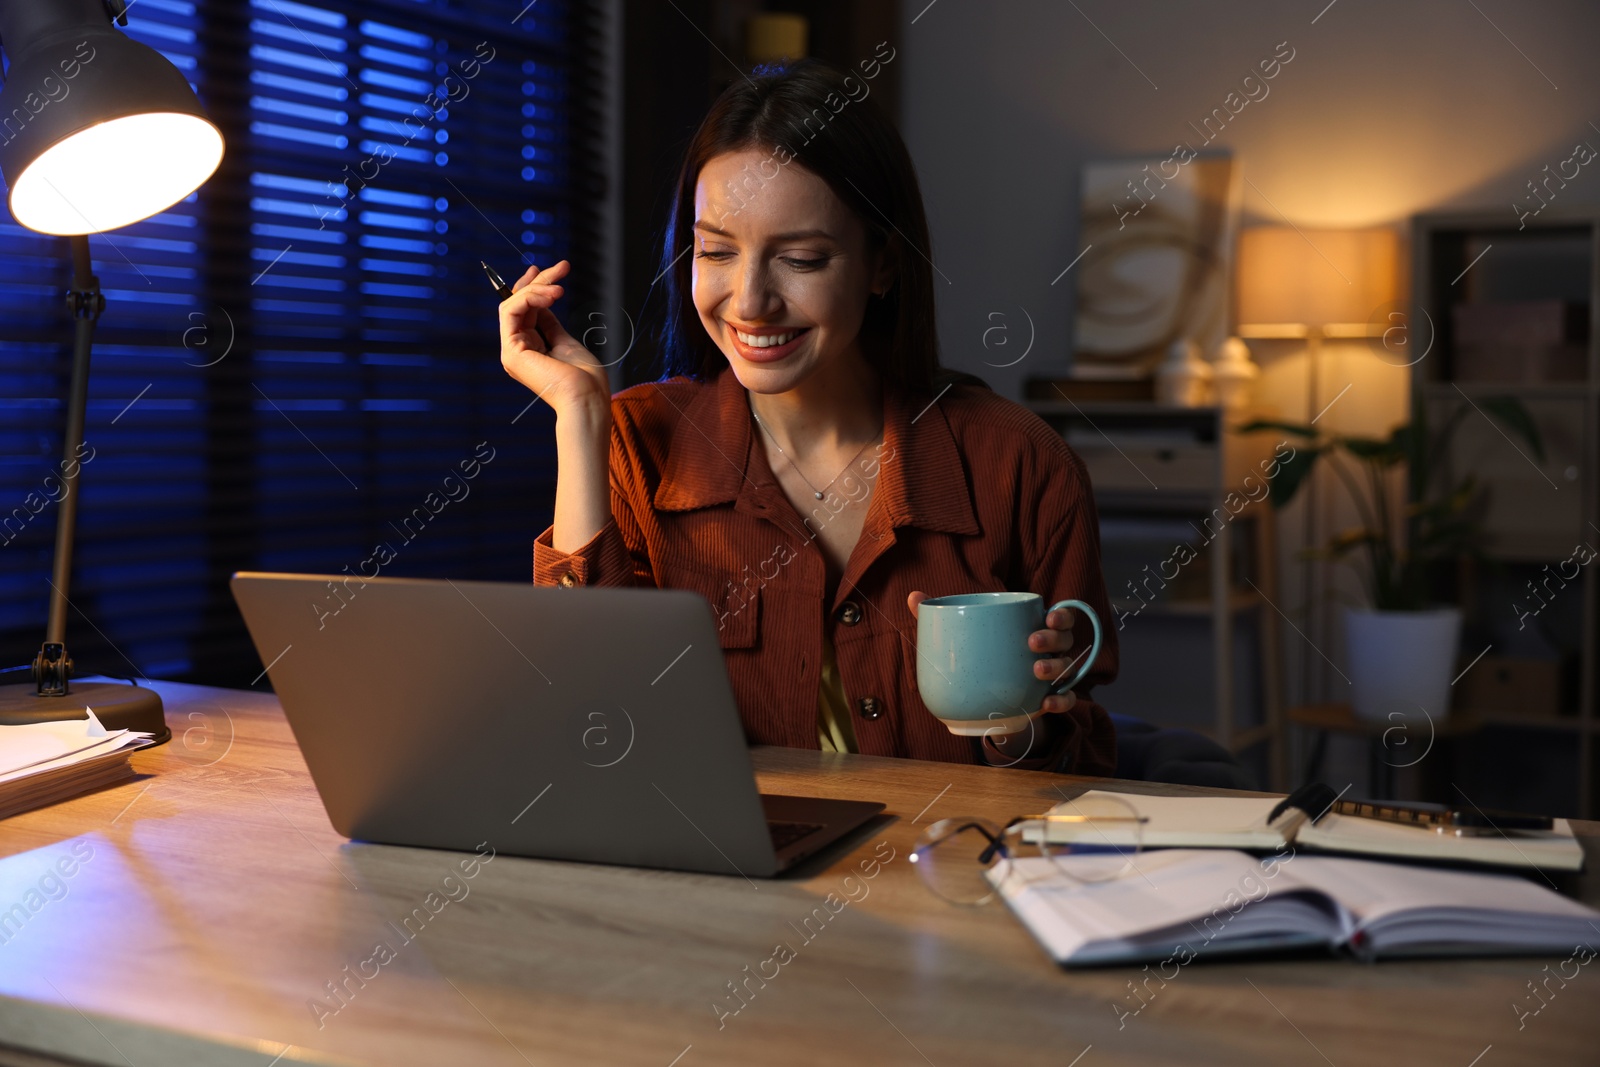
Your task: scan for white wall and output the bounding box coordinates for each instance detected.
[899,0,1600,396]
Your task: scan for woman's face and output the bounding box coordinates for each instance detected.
[691,147,889,394]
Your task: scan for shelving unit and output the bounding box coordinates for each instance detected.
[1023,395,1286,789]
[1412,210,1599,818]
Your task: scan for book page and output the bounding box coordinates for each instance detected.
[1043,790,1287,849]
[992,848,1340,964]
[1282,855,1600,957]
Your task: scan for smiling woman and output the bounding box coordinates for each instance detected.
[496,59,1119,776]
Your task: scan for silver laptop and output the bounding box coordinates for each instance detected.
[230,572,884,877]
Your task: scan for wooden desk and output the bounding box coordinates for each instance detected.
[1,682,1597,1066]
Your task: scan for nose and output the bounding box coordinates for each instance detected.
[732,258,779,322]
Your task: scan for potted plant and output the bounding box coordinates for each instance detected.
[1242,391,1543,722]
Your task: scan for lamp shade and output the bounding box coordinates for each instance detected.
[1236,226,1399,328]
[0,0,224,235]
[746,13,808,64]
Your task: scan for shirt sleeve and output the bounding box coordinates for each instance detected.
[985,438,1119,778]
[532,414,656,589]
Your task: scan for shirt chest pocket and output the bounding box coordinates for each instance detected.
[671,566,760,650]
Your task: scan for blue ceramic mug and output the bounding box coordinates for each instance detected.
[915,592,1103,736]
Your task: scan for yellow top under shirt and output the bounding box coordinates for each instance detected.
[817,632,857,753]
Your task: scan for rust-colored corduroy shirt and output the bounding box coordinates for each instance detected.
[532,367,1118,776]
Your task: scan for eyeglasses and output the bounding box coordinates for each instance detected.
[910,793,1147,906]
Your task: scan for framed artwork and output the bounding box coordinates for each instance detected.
[1073,152,1241,378]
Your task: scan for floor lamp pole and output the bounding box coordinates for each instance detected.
[1304,330,1322,705]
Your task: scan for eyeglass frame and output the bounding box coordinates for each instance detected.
[911,811,1151,903]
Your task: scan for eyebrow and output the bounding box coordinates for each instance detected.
[692,220,836,242]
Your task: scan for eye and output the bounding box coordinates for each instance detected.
[694,250,734,261]
[781,257,827,270]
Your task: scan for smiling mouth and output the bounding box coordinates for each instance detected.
[732,326,810,348]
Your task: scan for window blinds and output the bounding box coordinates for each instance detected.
[0,0,603,684]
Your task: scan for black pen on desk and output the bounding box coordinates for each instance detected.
[481,260,513,302]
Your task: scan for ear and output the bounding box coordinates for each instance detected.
[871,234,901,297]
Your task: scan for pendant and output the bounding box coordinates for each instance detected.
[813,491,824,500]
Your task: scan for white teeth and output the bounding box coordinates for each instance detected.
[734,328,803,348]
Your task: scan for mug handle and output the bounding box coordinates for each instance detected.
[1045,599,1102,696]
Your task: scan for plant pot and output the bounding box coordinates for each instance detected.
[1343,607,1462,724]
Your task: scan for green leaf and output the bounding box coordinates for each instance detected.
[1342,436,1406,465]
[1324,527,1384,559]
[1268,445,1321,507]
[1239,419,1320,440]
[1478,395,1546,464]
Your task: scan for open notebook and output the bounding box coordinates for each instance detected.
[991,848,1600,966]
[1035,790,1586,872]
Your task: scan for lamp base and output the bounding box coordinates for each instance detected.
[0,681,169,744]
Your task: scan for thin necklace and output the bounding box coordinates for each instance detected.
[748,397,882,501]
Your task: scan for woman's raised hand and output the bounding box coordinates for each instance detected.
[498,260,611,417]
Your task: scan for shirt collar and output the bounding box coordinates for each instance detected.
[653,366,979,536]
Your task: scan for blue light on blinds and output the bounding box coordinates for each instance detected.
[250,122,350,149]
[359,234,434,253]
[251,96,349,125]
[360,70,431,94]
[357,44,431,70]
[252,173,346,197]
[358,211,433,232]
[252,223,348,244]
[249,44,346,77]
[358,188,433,208]
[250,19,346,52]
[252,70,348,100]
[249,0,346,27]
[355,138,432,163]
[358,21,431,48]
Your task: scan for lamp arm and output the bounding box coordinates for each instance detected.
[34,235,103,696]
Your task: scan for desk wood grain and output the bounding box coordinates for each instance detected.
[0,682,1596,1066]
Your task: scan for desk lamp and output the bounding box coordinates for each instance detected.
[0,0,224,740]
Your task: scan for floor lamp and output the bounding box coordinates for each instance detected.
[1236,226,1399,706]
[0,0,224,739]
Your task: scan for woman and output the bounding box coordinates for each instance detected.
[498,59,1117,775]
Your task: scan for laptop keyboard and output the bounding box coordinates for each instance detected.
[767,820,826,851]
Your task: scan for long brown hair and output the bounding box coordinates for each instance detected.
[654,58,948,392]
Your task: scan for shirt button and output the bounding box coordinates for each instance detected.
[559,572,578,588]
[835,601,863,625]
[857,696,883,721]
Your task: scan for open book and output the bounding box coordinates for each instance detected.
[0,709,154,821]
[1036,790,1585,872]
[992,848,1600,966]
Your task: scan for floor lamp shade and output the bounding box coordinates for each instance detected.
[0,0,224,235]
[1236,226,1399,328]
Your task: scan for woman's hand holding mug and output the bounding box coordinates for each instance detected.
[907,590,1103,742]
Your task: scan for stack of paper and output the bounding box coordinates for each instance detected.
[0,709,154,821]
